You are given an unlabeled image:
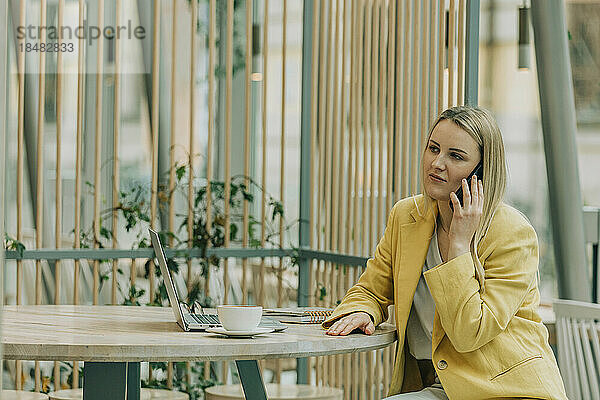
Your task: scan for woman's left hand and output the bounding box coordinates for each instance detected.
[448,175,484,259]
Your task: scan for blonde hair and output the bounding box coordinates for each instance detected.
[421,106,507,294]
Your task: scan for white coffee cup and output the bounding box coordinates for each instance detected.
[217,305,262,331]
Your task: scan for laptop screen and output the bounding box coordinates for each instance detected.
[149,228,186,330]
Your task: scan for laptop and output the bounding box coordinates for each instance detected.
[149,229,286,332]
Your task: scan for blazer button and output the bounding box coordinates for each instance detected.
[437,360,448,370]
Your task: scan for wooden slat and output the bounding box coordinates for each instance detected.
[112,0,122,307]
[409,0,421,195]
[358,5,371,394]
[401,1,411,198]
[331,0,343,385]
[362,0,371,257]
[438,0,445,114]
[315,0,327,385]
[35,0,48,390]
[325,0,334,382]
[308,0,320,311]
[13,0,23,390]
[340,2,352,392]
[420,0,430,156]
[429,0,439,122]
[16,0,26,310]
[377,0,386,242]
[54,0,65,389]
[457,0,465,105]
[448,0,456,107]
[373,1,384,395]
[278,0,287,310]
[72,0,85,388]
[386,0,396,212]
[242,0,253,306]
[169,0,178,251]
[149,0,160,306]
[206,0,215,305]
[323,11,334,381]
[348,0,357,265]
[384,6,395,380]
[259,0,269,307]
[353,0,363,260]
[331,0,341,313]
[223,0,234,306]
[36,0,47,307]
[368,0,379,254]
[394,0,404,203]
[92,0,104,307]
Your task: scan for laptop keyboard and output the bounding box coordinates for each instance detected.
[190,313,221,325]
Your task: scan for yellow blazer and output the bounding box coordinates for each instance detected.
[323,195,568,399]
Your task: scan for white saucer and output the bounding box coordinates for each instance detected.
[206,327,275,337]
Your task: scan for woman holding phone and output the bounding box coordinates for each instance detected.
[323,107,567,399]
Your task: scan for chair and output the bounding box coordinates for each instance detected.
[47,388,188,400]
[0,391,49,400]
[553,299,600,400]
[204,384,343,400]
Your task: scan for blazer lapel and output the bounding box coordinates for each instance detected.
[396,201,447,356]
[396,204,436,319]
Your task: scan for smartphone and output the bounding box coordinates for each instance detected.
[450,162,483,211]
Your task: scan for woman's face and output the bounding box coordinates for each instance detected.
[422,119,482,202]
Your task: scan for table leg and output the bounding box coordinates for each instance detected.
[83,362,127,400]
[127,362,141,400]
[83,362,141,400]
[235,360,268,400]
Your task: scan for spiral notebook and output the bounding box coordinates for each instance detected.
[263,307,334,324]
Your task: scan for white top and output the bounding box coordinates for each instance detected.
[406,228,442,360]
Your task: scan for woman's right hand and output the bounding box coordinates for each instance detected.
[326,311,375,336]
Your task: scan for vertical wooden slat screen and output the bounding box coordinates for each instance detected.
[309,0,467,396]
[5,0,471,394]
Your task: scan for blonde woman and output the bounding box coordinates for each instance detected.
[323,107,567,399]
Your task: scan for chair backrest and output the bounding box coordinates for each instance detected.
[553,299,600,400]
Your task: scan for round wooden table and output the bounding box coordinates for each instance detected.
[2,306,397,400]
